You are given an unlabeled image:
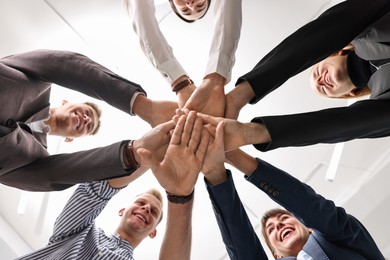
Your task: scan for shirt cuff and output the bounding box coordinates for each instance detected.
[159,58,188,84]
[129,92,145,116]
[205,52,233,84]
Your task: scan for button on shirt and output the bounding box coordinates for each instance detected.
[16,181,134,260]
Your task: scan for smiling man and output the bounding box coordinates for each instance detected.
[0,49,177,191]
[16,109,206,260]
[46,100,101,142]
[15,169,164,260]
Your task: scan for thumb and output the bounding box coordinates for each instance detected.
[197,112,219,126]
[137,148,159,168]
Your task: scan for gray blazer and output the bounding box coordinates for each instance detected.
[0,50,146,191]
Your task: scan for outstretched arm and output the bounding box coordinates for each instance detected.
[247,158,384,259]
[197,112,271,151]
[237,0,390,104]
[123,0,196,107]
[184,0,242,117]
[1,49,145,115]
[138,111,209,260]
[202,121,268,260]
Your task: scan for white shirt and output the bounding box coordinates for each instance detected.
[123,0,242,84]
[297,250,314,260]
[27,120,50,134]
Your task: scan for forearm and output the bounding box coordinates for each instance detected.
[252,99,390,151]
[50,181,119,241]
[206,0,242,83]
[226,81,255,112]
[205,170,267,260]
[159,199,194,260]
[241,121,271,148]
[3,141,131,191]
[124,0,187,84]
[1,49,144,114]
[225,149,258,177]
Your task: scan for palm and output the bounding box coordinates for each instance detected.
[154,145,202,195]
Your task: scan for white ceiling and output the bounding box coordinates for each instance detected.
[1,0,389,259]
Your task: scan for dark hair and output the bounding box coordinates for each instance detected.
[168,0,211,23]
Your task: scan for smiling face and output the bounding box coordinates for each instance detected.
[118,193,163,241]
[265,213,311,258]
[51,101,99,138]
[309,53,356,98]
[171,0,209,21]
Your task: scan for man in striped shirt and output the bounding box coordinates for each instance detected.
[16,111,206,260]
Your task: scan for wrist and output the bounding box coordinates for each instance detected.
[166,189,194,204]
[203,73,226,87]
[172,76,194,94]
[204,167,227,186]
[124,140,140,169]
[246,122,271,145]
[230,81,255,108]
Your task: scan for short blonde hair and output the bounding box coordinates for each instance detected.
[84,101,102,135]
[137,188,164,224]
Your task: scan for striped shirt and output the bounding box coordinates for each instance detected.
[16,181,134,260]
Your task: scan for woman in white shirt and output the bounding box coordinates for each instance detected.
[123,0,242,116]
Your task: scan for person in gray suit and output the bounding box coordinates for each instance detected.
[198,0,390,153]
[0,49,177,191]
[202,123,384,260]
[16,112,206,260]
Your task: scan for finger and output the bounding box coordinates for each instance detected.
[157,119,176,133]
[175,108,184,117]
[188,117,203,153]
[181,111,197,145]
[183,108,191,115]
[195,129,210,164]
[170,115,186,145]
[172,115,180,125]
[196,112,220,126]
[215,121,225,150]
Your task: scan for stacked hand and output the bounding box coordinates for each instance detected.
[137,111,209,196]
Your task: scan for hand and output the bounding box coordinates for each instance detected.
[137,111,209,196]
[197,113,247,151]
[148,100,178,127]
[177,84,196,109]
[202,121,227,185]
[132,95,178,127]
[132,120,176,165]
[184,73,226,117]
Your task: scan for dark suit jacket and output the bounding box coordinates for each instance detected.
[236,0,390,151]
[205,160,384,259]
[0,50,146,191]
